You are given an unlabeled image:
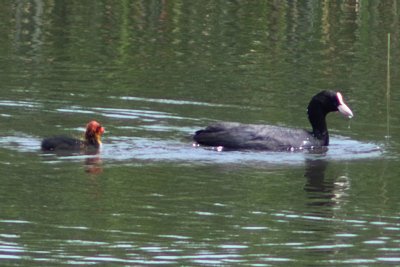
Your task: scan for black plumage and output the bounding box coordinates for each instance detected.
[193,90,353,151]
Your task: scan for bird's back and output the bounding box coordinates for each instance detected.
[194,122,321,150]
[41,136,82,151]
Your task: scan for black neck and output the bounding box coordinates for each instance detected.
[307,101,329,145]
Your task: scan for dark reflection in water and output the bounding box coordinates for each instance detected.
[84,152,103,175]
[41,148,104,174]
[84,156,103,174]
[304,159,332,206]
[303,159,350,216]
[304,159,335,209]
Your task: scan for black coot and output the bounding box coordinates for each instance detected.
[193,90,353,151]
[41,121,105,151]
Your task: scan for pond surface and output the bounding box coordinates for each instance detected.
[1,1,400,266]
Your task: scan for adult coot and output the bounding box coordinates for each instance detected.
[41,121,105,151]
[193,90,353,151]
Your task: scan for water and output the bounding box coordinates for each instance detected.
[1,1,400,266]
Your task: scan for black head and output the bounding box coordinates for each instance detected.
[307,90,353,145]
[309,90,353,118]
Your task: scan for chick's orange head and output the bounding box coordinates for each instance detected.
[86,121,105,135]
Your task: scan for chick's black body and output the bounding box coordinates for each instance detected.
[41,121,104,152]
[41,136,84,151]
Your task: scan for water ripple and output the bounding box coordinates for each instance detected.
[0,100,41,108]
[0,133,384,166]
[112,95,260,110]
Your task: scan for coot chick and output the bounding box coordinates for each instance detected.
[193,90,353,151]
[41,121,105,151]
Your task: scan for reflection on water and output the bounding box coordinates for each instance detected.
[84,156,103,175]
[304,159,334,207]
[303,159,350,211]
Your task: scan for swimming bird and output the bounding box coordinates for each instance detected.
[193,90,353,151]
[41,121,105,151]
